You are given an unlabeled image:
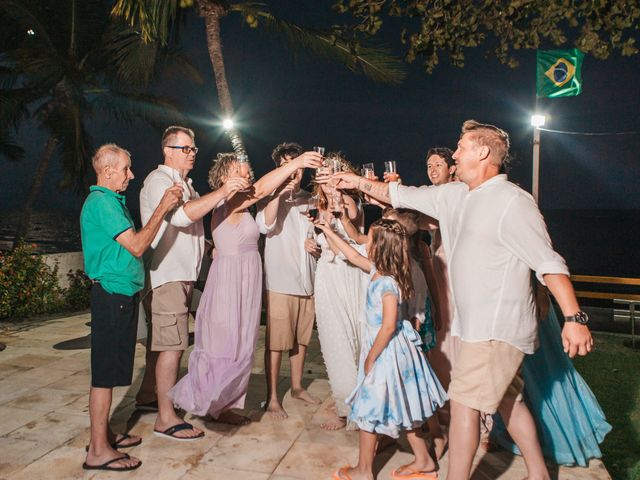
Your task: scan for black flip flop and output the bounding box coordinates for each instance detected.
[82,453,142,471]
[134,400,159,412]
[85,433,142,452]
[153,422,204,441]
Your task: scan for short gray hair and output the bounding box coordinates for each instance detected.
[92,143,130,174]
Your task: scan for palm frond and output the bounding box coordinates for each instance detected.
[231,3,406,85]
[89,89,186,132]
[42,103,92,192]
[111,0,181,45]
[100,22,160,89]
[0,131,24,161]
[0,86,42,130]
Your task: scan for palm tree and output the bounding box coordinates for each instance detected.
[0,0,197,248]
[112,0,406,154]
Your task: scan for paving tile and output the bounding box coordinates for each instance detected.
[7,411,89,445]
[10,445,88,480]
[5,386,84,413]
[182,464,270,480]
[0,437,57,477]
[0,406,48,436]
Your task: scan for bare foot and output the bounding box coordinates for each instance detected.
[433,434,448,460]
[320,413,346,431]
[391,462,438,479]
[265,400,288,420]
[214,410,251,426]
[291,388,320,405]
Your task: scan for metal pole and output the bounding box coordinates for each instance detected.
[532,127,541,203]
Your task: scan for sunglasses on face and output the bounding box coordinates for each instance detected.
[167,145,199,154]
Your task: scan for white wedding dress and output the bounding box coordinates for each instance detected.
[314,217,368,418]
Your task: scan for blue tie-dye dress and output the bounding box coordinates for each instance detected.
[346,271,447,438]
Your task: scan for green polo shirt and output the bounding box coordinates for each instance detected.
[80,186,144,296]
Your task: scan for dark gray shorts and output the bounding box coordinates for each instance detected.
[90,283,138,388]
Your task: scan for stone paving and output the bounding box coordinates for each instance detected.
[0,312,611,479]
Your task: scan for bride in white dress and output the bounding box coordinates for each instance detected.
[311,156,367,430]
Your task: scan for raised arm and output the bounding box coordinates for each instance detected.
[183,176,249,222]
[339,212,368,245]
[334,172,391,205]
[227,152,322,213]
[315,221,372,273]
[117,185,182,257]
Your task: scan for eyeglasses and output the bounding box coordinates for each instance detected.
[167,145,199,154]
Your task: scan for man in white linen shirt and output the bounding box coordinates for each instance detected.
[334,120,593,480]
[136,126,248,440]
[256,142,321,419]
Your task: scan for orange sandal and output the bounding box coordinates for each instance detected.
[332,466,354,479]
[391,465,438,479]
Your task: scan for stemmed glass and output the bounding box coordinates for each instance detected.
[236,153,252,191]
[171,168,185,206]
[311,146,328,199]
[284,156,298,204]
[384,160,399,182]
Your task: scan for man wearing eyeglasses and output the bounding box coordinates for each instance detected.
[136,125,248,440]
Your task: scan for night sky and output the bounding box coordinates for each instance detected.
[3,1,640,214]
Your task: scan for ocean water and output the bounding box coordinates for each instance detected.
[0,209,638,278]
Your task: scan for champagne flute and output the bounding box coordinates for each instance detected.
[384,160,399,182]
[237,153,251,191]
[284,159,298,204]
[171,168,185,206]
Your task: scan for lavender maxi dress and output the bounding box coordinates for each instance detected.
[170,204,262,417]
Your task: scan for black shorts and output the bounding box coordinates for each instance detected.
[90,283,139,388]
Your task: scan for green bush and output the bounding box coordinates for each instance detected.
[0,244,65,319]
[64,269,91,311]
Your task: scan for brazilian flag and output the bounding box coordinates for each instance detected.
[536,49,585,98]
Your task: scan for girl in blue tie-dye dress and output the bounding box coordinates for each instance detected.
[316,218,447,480]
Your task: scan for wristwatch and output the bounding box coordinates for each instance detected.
[564,310,589,325]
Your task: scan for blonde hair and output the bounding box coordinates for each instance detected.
[461,120,510,169]
[207,152,254,190]
[369,219,414,300]
[92,143,130,174]
[312,152,360,210]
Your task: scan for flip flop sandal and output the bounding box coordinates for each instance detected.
[134,400,159,412]
[153,422,204,441]
[82,453,142,471]
[85,432,142,451]
[391,465,439,479]
[332,466,354,479]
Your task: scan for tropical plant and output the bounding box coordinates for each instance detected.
[0,0,196,247]
[332,0,640,73]
[112,0,407,154]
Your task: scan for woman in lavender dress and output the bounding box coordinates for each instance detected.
[170,151,322,424]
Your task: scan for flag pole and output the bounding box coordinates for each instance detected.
[532,123,541,203]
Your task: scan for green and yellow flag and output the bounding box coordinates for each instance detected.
[536,49,585,98]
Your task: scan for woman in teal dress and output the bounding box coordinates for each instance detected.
[491,293,611,466]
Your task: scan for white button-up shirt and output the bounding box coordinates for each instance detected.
[256,190,316,296]
[139,165,205,289]
[390,175,569,353]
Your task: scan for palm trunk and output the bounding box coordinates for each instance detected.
[12,136,58,249]
[198,0,246,155]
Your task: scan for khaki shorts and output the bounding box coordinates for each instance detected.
[266,291,315,351]
[146,281,192,352]
[448,340,525,414]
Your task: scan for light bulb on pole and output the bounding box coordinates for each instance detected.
[222,118,234,131]
[530,114,546,203]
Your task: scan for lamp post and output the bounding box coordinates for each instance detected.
[530,114,546,203]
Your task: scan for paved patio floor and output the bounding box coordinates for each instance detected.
[0,312,611,479]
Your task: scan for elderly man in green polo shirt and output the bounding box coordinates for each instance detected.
[80,143,182,472]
